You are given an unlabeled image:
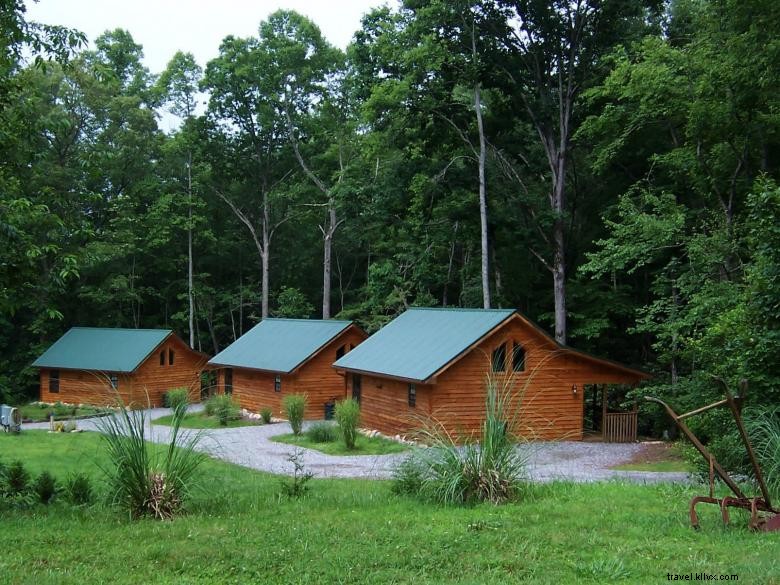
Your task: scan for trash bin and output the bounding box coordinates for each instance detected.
[324,401,335,421]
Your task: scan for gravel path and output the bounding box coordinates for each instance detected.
[23,407,689,484]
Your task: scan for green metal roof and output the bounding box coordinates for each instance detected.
[208,318,353,373]
[32,327,172,373]
[333,308,515,382]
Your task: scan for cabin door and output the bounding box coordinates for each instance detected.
[352,374,362,404]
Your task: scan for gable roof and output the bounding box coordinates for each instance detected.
[33,327,172,373]
[333,308,515,382]
[208,318,355,374]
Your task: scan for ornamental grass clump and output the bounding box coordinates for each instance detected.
[306,421,338,443]
[206,394,241,426]
[747,406,780,500]
[164,388,190,410]
[335,398,360,450]
[97,400,206,520]
[282,394,306,436]
[392,373,529,505]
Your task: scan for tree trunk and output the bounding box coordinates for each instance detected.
[552,156,567,345]
[322,204,336,319]
[187,152,195,348]
[261,192,270,319]
[475,86,490,309]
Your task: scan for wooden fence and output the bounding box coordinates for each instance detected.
[603,410,638,443]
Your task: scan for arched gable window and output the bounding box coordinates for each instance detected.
[512,342,526,372]
[491,343,507,372]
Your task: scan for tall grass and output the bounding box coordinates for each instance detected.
[393,373,529,505]
[282,394,306,436]
[746,406,780,500]
[335,398,360,450]
[96,400,206,519]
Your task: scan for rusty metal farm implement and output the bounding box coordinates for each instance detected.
[646,379,780,532]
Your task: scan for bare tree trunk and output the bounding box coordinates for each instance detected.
[474,83,491,309]
[322,204,336,319]
[261,193,270,319]
[552,158,567,344]
[187,152,195,348]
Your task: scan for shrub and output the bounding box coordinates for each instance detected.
[64,473,93,506]
[97,401,206,519]
[260,407,273,424]
[163,388,190,410]
[282,394,306,436]
[306,421,338,443]
[4,460,30,496]
[335,398,360,450]
[279,449,313,499]
[391,457,425,496]
[393,375,528,505]
[206,394,241,426]
[34,471,57,504]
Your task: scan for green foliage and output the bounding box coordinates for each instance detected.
[260,407,273,424]
[305,421,338,443]
[33,471,57,504]
[96,402,206,519]
[334,398,360,450]
[64,473,93,506]
[273,287,314,318]
[279,448,313,499]
[163,388,190,410]
[206,394,241,426]
[3,460,30,496]
[282,394,306,436]
[746,407,780,500]
[392,376,527,505]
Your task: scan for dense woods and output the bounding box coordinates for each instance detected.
[2,0,778,438]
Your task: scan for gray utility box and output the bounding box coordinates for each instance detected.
[0,404,21,433]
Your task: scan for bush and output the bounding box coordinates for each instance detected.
[306,421,338,443]
[97,401,206,519]
[64,473,93,506]
[335,398,360,450]
[260,407,273,424]
[283,394,306,436]
[206,394,240,426]
[4,460,30,496]
[163,388,190,410]
[33,471,57,504]
[392,375,528,505]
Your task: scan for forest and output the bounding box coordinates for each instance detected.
[1,0,778,442]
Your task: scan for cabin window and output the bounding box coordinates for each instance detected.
[512,342,526,372]
[274,375,281,393]
[336,344,346,359]
[224,368,233,395]
[352,374,362,404]
[49,370,60,393]
[168,349,175,366]
[159,351,165,366]
[408,383,416,407]
[109,374,118,389]
[492,343,507,372]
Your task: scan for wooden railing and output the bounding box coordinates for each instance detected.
[603,411,638,443]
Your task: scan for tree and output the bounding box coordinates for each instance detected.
[158,51,203,347]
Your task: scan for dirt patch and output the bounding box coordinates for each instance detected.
[626,442,683,465]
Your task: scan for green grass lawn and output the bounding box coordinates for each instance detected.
[17,403,110,422]
[151,411,257,429]
[0,431,778,585]
[272,431,409,455]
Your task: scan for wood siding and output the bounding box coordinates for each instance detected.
[220,326,367,419]
[350,315,646,441]
[39,335,207,407]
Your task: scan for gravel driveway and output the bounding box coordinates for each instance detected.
[23,407,689,483]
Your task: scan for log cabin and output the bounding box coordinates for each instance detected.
[208,318,367,419]
[34,327,208,407]
[333,308,650,441]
